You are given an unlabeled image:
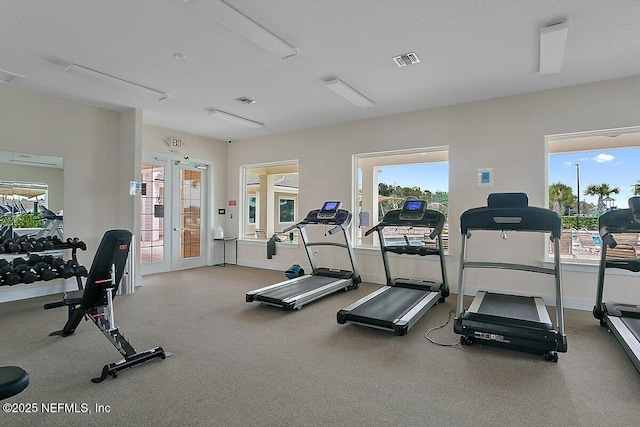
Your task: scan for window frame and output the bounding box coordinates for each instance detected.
[240,159,298,241]
[352,146,450,250]
[545,126,640,263]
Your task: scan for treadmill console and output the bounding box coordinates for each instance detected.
[317,201,342,220]
[398,200,426,221]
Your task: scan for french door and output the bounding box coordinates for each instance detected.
[140,156,208,275]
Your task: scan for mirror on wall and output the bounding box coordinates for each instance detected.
[0,150,64,240]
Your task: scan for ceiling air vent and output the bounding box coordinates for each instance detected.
[234,96,256,105]
[392,52,420,67]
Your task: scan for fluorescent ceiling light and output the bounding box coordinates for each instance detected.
[209,109,264,128]
[0,69,26,85]
[325,79,375,109]
[185,0,297,59]
[65,63,168,100]
[539,21,569,76]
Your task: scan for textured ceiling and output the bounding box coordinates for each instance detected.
[2,0,640,141]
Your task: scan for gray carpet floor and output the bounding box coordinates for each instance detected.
[1,265,639,426]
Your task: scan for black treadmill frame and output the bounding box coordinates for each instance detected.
[337,203,449,335]
[453,193,568,361]
[246,205,361,310]
[593,199,640,372]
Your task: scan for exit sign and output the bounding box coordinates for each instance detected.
[171,138,184,148]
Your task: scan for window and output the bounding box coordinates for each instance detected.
[241,161,298,240]
[353,147,449,252]
[279,198,295,223]
[248,196,256,224]
[547,128,640,261]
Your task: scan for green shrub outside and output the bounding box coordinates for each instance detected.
[561,216,598,230]
[1,212,44,228]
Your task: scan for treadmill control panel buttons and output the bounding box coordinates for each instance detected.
[398,200,427,221]
[317,201,341,219]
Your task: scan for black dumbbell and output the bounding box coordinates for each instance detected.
[12,257,27,268]
[60,259,76,279]
[5,273,21,285]
[41,238,54,250]
[27,253,44,266]
[19,268,37,284]
[20,240,34,253]
[32,262,55,281]
[75,265,88,277]
[4,240,21,253]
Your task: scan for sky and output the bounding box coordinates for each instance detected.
[373,147,640,209]
[378,162,449,193]
[549,147,640,209]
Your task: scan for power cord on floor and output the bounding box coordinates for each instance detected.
[424,308,461,347]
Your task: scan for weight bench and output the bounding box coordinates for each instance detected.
[0,366,29,400]
[44,229,167,383]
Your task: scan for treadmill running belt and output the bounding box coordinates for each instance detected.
[621,317,640,343]
[348,287,431,321]
[477,293,539,322]
[257,275,342,301]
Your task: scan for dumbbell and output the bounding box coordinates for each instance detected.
[50,258,65,277]
[0,260,13,285]
[67,238,87,251]
[33,262,56,281]
[16,265,36,284]
[12,257,27,268]
[27,253,44,266]
[59,259,76,279]
[75,264,88,277]
[19,239,34,253]
[3,239,21,253]
[0,264,20,286]
[40,238,54,251]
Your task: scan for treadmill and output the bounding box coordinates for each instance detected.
[593,196,640,372]
[337,200,449,336]
[246,201,361,310]
[453,193,568,361]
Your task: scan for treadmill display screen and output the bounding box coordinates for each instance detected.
[399,200,426,221]
[405,201,422,211]
[318,201,341,219]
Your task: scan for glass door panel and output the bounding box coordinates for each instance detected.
[140,163,170,274]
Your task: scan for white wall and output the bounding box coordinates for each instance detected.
[227,75,640,310]
[0,84,138,301]
[142,124,228,266]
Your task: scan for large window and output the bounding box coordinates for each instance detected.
[241,161,298,241]
[353,147,449,251]
[547,128,640,261]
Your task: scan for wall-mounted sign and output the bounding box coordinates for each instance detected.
[478,168,494,187]
[229,200,237,206]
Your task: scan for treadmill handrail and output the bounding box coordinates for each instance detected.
[460,206,561,239]
[365,208,445,239]
[599,207,640,237]
[286,209,352,231]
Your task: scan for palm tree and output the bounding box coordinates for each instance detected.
[584,183,620,214]
[549,182,575,216]
[634,180,640,196]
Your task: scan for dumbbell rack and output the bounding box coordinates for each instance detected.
[0,238,86,291]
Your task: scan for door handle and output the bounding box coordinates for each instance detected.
[173,228,182,231]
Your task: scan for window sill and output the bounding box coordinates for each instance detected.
[543,259,639,277]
